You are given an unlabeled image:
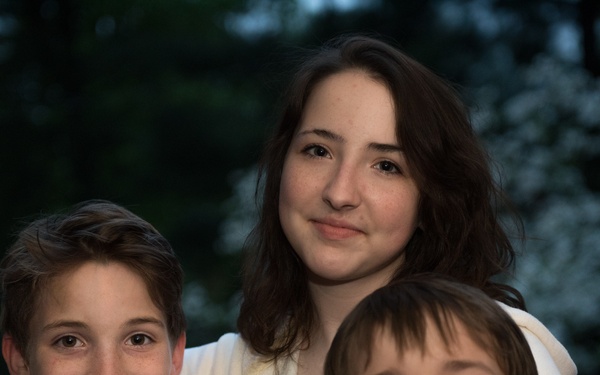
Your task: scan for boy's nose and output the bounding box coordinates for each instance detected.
[94,348,124,375]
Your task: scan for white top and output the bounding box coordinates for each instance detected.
[181,303,577,375]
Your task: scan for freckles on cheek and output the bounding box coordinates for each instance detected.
[40,356,64,370]
[279,181,290,206]
[280,173,300,201]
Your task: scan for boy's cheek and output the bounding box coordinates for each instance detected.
[170,333,186,375]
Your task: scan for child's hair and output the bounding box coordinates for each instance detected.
[324,275,537,375]
[0,200,186,356]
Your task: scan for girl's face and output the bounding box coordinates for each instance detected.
[279,69,420,285]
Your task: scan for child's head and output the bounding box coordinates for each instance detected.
[324,275,537,375]
[0,200,186,374]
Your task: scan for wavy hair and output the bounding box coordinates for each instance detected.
[238,34,524,361]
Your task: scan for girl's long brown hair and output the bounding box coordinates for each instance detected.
[237,34,524,361]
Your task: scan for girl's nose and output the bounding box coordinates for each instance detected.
[322,163,361,210]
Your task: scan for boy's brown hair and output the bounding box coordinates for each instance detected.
[324,275,537,375]
[0,200,186,356]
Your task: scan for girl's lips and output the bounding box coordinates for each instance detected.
[312,220,363,240]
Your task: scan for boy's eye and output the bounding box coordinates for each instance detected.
[56,335,83,348]
[127,334,153,346]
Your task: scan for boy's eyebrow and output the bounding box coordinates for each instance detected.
[42,317,166,332]
[372,360,498,375]
[123,316,166,329]
[42,320,89,331]
[444,359,499,374]
[297,128,403,152]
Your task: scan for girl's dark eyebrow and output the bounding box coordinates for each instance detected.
[368,142,403,153]
[297,128,403,152]
[297,128,344,142]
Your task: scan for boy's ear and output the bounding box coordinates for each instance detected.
[170,332,186,375]
[2,334,29,375]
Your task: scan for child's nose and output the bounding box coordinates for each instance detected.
[94,348,123,375]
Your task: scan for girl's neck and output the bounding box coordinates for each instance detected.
[297,271,394,375]
[308,272,393,343]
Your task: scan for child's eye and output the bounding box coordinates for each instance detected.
[302,145,331,158]
[374,160,401,174]
[55,335,84,348]
[126,334,153,346]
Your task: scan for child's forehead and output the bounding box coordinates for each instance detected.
[379,314,487,354]
[31,261,166,329]
[368,317,502,375]
[39,261,140,297]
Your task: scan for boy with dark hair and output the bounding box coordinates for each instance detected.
[325,275,538,375]
[1,200,186,375]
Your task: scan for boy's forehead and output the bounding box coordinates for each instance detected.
[366,318,502,375]
[30,261,167,333]
[380,314,487,355]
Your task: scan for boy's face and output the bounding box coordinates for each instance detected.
[4,261,185,375]
[363,319,503,375]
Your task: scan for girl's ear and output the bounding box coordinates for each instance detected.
[2,334,29,375]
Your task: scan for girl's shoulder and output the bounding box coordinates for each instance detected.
[181,332,241,374]
[498,302,577,375]
[181,332,299,375]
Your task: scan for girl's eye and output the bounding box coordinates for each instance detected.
[56,335,83,348]
[126,334,153,346]
[375,160,401,174]
[303,145,330,158]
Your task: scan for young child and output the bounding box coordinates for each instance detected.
[0,200,186,375]
[324,275,538,375]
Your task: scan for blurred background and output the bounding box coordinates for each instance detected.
[1,0,598,373]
